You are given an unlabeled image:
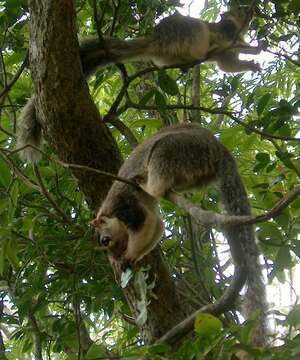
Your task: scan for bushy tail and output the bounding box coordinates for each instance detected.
[218,153,267,347]
[80,37,150,76]
[16,96,42,163]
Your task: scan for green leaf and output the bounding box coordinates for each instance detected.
[292,242,300,258]
[86,344,107,359]
[194,313,222,337]
[0,156,12,188]
[0,238,7,275]
[254,152,271,172]
[258,222,284,244]
[275,246,293,271]
[289,0,300,14]
[6,238,19,271]
[139,89,155,105]
[157,70,179,96]
[257,93,271,114]
[8,181,19,222]
[230,76,240,92]
[256,153,270,163]
[154,89,166,109]
[286,305,300,329]
[147,343,172,354]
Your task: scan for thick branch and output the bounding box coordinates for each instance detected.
[29,0,122,209]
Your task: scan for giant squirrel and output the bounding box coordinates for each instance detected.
[16,7,262,162]
[91,123,267,347]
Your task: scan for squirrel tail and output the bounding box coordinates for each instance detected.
[218,152,267,347]
[80,37,150,76]
[16,96,42,163]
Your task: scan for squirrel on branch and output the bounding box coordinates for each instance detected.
[16,7,262,162]
[91,123,268,347]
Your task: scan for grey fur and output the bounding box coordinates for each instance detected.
[93,123,267,345]
[16,9,261,162]
[16,96,42,163]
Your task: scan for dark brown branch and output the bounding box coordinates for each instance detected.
[125,102,300,142]
[104,115,138,148]
[0,51,29,100]
[92,0,104,42]
[10,145,138,189]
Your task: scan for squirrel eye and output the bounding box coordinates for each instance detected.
[99,236,111,247]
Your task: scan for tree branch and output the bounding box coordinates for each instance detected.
[104,115,138,148]
[33,164,77,226]
[9,145,138,188]
[0,51,29,100]
[125,102,300,142]
[156,264,247,346]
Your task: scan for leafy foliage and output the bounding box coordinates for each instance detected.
[0,0,299,359]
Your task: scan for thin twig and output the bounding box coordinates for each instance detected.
[33,164,75,226]
[266,48,300,67]
[125,102,300,142]
[0,149,41,192]
[92,0,104,42]
[0,51,29,100]
[104,115,138,148]
[9,144,139,189]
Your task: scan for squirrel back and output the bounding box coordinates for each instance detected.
[16,9,260,162]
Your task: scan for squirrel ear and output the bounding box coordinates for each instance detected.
[90,216,106,228]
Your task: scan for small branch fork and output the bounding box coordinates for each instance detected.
[104,66,299,143]
[157,265,247,346]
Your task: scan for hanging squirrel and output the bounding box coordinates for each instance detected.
[16,7,262,162]
[91,123,267,347]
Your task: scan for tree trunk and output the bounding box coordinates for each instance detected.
[28,0,187,345]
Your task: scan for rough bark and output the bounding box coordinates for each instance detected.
[29,0,121,209]
[28,0,187,345]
